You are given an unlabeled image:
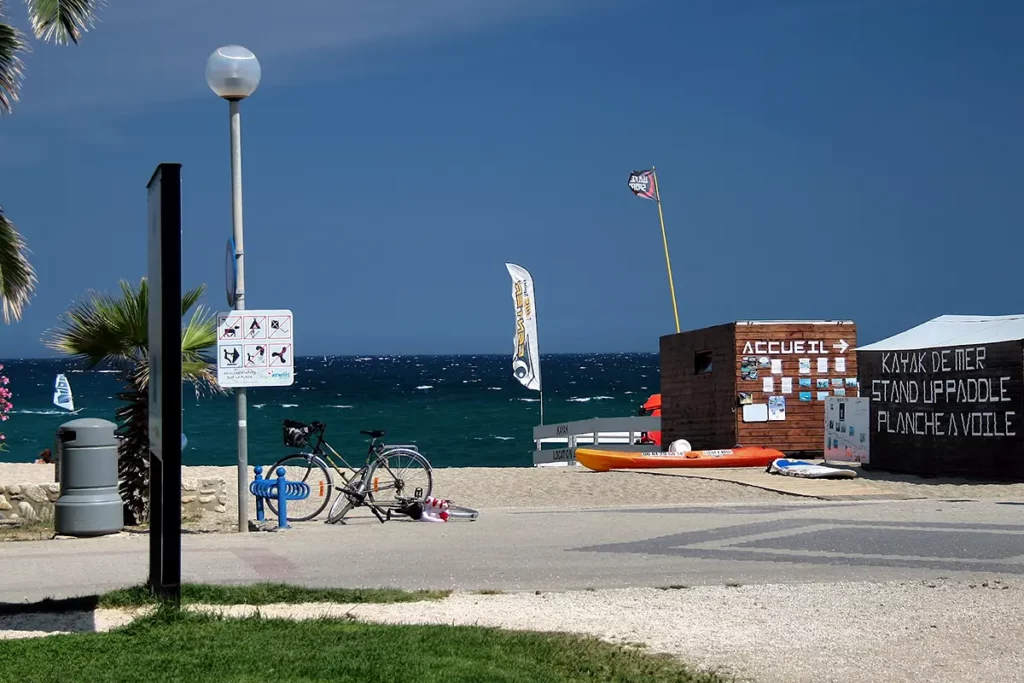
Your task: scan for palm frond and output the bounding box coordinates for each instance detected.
[182,302,221,395]
[182,283,205,317]
[0,18,28,114]
[24,0,101,45]
[44,286,142,367]
[46,277,219,384]
[0,206,37,322]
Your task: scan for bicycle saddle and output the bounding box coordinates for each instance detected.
[360,429,386,439]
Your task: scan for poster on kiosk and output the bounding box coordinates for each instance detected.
[825,397,870,463]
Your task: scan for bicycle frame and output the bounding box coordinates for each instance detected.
[299,425,425,510]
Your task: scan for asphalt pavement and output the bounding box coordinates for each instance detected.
[3,498,1024,603]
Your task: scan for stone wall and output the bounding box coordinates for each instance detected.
[0,483,60,522]
[0,477,228,523]
[181,477,229,518]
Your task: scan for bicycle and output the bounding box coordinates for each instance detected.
[265,420,433,523]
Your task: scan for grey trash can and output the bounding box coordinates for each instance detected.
[54,418,123,537]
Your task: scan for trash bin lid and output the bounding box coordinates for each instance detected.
[57,418,117,447]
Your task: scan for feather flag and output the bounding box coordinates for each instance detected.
[505,263,542,392]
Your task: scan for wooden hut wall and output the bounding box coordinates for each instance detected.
[660,323,737,450]
[734,323,858,454]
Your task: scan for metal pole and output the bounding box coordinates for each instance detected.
[539,389,545,426]
[229,99,249,533]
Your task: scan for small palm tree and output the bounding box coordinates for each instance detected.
[46,279,219,525]
[1,1,103,322]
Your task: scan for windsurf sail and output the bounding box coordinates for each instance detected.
[504,263,541,392]
[53,374,75,412]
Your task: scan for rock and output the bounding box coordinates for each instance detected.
[198,494,215,504]
[17,502,37,521]
[23,484,49,504]
[0,495,11,511]
[215,504,227,513]
[7,484,21,496]
[182,478,198,492]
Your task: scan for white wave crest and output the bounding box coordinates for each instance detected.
[11,409,70,415]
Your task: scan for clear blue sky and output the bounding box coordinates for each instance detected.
[1,0,1021,358]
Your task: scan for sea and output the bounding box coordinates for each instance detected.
[0,354,660,468]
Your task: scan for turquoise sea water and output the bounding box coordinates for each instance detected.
[0,354,659,467]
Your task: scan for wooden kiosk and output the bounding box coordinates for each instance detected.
[660,320,858,456]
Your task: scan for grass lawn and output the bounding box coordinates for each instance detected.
[100,582,449,607]
[0,584,449,618]
[0,609,726,683]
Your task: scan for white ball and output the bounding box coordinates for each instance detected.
[668,439,692,454]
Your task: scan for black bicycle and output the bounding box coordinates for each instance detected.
[265,420,433,522]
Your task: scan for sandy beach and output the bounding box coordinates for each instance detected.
[4,462,1024,527]
[0,463,785,519]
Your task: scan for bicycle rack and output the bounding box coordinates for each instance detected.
[250,466,311,529]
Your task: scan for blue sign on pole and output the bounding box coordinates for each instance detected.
[225,236,237,308]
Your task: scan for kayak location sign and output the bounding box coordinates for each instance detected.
[217,309,295,388]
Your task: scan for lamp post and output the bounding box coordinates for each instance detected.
[206,45,261,533]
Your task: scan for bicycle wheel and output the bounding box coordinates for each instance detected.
[325,470,366,525]
[263,454,332,521]
[445,504,479,521]
[366,448,433,507]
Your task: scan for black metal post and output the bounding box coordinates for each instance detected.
[146,163,183,604]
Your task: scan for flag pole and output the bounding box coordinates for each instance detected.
[536,282,544,426]
[651,166,680,334]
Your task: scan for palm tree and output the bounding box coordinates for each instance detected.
[1,1,102,322]
[46,279,219,525]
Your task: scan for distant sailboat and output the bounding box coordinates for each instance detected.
[53,374,82,414]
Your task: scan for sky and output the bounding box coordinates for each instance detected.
[0,0,1021,357]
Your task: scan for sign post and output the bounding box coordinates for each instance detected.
[146,163,183,603]
[216,310,296,389]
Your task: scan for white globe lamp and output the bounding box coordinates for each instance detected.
[205,45,261,100]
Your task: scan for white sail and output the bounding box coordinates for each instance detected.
[53,373,75,412]
[505,263,542,392]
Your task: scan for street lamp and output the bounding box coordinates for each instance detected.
[207,45,261,533]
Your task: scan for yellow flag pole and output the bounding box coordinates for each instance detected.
[651,167,680,333]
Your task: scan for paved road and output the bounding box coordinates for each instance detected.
[3,498,1024,603]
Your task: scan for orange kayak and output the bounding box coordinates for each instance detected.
[575,447,785,472]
